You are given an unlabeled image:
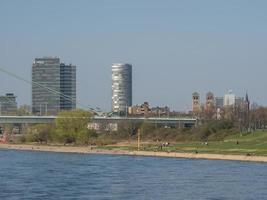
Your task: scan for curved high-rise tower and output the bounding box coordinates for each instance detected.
[111,63,132,115]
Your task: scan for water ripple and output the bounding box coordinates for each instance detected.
[0,150,266,200]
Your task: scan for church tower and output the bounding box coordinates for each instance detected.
[192,92,201,114]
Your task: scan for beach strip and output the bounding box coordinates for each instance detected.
[0,144,267,163]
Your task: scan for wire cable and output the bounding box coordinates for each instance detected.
[0,67,99,115]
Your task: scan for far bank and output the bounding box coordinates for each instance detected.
[1,143,267,163]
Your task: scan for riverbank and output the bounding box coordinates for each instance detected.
[1,143,267,163]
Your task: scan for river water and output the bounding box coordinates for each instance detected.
[0,149,266,200]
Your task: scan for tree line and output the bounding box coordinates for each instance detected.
[16,109,96,145]
[11,105,267,145]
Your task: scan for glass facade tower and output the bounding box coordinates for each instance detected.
[60,63,76,110]
[32,57,76,115]
[111,63,132,115]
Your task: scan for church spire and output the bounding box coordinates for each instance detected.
[245,91,249,103]
[245,91,250,111]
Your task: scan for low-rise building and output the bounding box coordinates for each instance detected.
[128,102,150,116]
[128,102,170,117]
[150,106,170,117]
[88,122,118,132]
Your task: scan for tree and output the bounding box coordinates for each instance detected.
[116,121,135,140]
[55,109,93,144]
[140,121,155,140]
[254,107,267,130]
[32,124,53,144]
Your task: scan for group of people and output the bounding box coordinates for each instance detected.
[159,142,170,150]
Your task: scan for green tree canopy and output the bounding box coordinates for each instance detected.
[56,109,92,133]
[55,109,93,144]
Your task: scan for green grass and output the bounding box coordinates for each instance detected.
[100,131,267,156]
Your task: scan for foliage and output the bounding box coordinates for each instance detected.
[135,119,236,142]
[140,121,155,136]
[56,109,91,133]
[116,121,135,138]
[197,120,235,141]
[250,106,267,130]
[12,110,242,146]
[24,124,54,143]
[14,135,26,143]
[55,109,93,145]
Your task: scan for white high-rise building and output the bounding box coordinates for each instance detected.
[224,90,235,107]
[111,63,132,115]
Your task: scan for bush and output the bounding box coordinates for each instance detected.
[194,120,236,141]
[26,124,54,144]
[14,135,26,143]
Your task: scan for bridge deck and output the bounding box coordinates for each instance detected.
[0,116,197,126]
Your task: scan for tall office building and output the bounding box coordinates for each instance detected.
[0,93,17,115]
[32,57,76,115]
[111,63,132,115]
[60,63,76,110]
[224,90,235,107]
[215,97,224,109]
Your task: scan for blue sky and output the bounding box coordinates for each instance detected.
[0,0,267,111]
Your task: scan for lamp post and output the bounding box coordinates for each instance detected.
[39,104,42,116]
[125,103,128,118]
[137,128,141,151]
[39,103,48,116]
[44,102,48,116]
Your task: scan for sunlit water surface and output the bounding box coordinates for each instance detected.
[0,149,266,200]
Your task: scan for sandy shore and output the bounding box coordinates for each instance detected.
[1,143,267,163]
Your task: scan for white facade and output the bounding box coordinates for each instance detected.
[224,90,235,106]
[111,63,132,115]
[88,122,118,131]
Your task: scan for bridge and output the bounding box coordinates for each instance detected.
[0,115,197,127]
[0,116,56,124]
[92,116,197,127]
[0,68,198,128]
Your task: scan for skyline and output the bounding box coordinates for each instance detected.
[1,0,267,111]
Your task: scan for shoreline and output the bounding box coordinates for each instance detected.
[1,143,267,163]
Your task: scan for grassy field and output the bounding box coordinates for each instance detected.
[98,131,267,156]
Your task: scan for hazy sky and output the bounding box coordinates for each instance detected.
[0,0,267,111]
